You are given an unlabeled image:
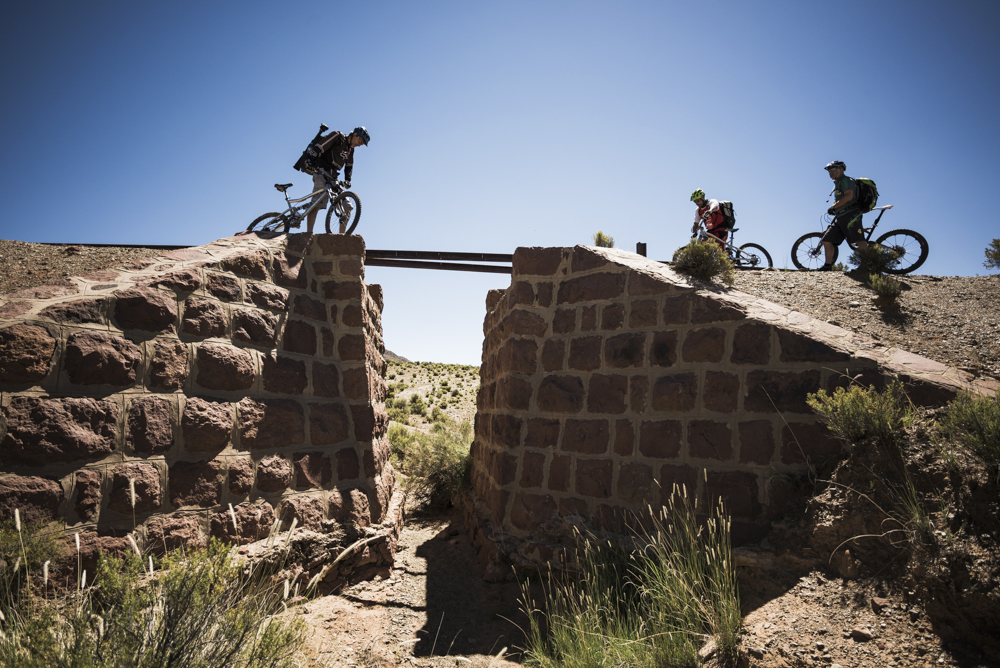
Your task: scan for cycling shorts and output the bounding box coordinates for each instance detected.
[311,173,333,210]
[825,207,865,247]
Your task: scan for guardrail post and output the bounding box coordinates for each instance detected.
[636,242,647,257]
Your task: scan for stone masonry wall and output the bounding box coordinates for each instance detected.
[0,232,396,579]
[467,245,996,566]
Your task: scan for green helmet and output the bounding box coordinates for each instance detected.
[690,189,706,202]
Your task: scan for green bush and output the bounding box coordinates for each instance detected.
[940,391,1000,465]
[0,538,304,667]
[671,238,735,286]
[869,272,903,304]
[592,231,614,248]
[388,418,472,510]
[985,239,1000,270]
[848,243,900,276]
[408,393,427,417]
[807,380,914,449]
[522,488,741,667]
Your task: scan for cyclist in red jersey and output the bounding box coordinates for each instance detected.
[690,189,728,249]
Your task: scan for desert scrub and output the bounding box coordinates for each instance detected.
[388,417,472,510]
[522,487,741,667]
[807,380,914,449]
[671,238,735,286]
[0,537,304,667]
[849,243,900,276]
[592,231,614,248]
[869,272,903,305]
[408,393,427,417]
[940,391,1000,465]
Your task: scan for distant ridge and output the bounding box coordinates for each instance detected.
[384,349,411,363]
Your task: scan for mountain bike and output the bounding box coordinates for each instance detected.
[692,221,773,268]
[246,171,362,235]
[790,205,928,274]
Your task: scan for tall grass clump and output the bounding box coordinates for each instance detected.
[671,238,735,286]
[940,391,1000,466]
[521,487,741,667]
[0,537,305,668]
[388,416,472,510]
[592,231,614,248]
[984,238,1000,270]
[848,243,900,276]
[0,517,64,617]
[807,380,914,450]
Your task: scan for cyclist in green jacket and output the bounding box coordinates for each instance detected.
[820,160,869,271]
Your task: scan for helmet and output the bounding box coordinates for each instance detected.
[690,188,706,202]
[824,160,846,171]
[352,126,370,145]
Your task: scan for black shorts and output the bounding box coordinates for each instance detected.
[825,208,865,247]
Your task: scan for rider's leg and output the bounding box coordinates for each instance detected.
[337,199,354,234]
[823,241,836,264]
[306,173,330,234]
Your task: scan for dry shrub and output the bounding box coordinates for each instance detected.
[671,238,735,285]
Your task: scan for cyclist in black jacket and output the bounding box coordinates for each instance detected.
[305,126,370,233]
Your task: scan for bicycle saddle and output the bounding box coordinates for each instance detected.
[274,183,293,192]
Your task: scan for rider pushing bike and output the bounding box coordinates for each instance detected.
[690,189,729,249]
[819,160,869,271]
[296,126,370,234]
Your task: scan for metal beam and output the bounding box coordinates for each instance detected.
[365,258,512,274]
[366,249,513,263]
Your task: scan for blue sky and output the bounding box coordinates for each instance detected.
[2,1,998,364]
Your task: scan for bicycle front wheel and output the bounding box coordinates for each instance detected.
[791,232,836,270]
[736,243,773,269]
[247,212,288,234]
[325,192,362,235]
[876,229,928,275]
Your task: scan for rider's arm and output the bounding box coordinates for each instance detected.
[833,189,854,210]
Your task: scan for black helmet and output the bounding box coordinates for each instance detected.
[824,160,846,171]
[352,126,370,145]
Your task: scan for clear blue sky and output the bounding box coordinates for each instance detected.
[2,1,998,364]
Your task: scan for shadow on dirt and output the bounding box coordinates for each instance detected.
[412,515,526,660]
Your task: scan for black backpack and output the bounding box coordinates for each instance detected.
[854,178,879,213]
[718,200,736,228]
[293,124,332,176]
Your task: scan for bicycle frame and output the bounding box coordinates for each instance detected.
[275,172,345,230]
[817,204,894,247]
[693,224,741,259]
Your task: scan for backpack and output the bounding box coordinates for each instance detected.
[718,200,736,228]
[854,177,879,213]
[293,124,333,176]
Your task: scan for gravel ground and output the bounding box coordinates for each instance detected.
[733,270,1000,382]
[0,240,167,297]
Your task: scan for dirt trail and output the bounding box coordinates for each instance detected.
[285,514,525,667]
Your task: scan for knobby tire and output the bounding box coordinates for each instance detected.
[247,212,288,234]
[325,192,362,235]
[736,243,773,268]
[876,229,929,275]
[791,232,837,271]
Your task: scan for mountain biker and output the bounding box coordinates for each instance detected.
[305,126,370,234]
[819,160,869,271]
[690,189,729,249]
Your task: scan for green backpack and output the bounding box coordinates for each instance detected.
[854,178,879,213]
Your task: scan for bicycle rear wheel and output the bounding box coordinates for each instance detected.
[791,232,836,270]
[247,212,288,234]
[876,229,928,275]
[736,243,773,268]
[325,192,362,235]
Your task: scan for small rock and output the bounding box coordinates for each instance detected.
[872,596,890,613]
[816,641,826,650]
[851,627,874,641]
[909,607,921,621]
[849,301,861,308]
[749,646,765,659]
[697,638,717,661]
